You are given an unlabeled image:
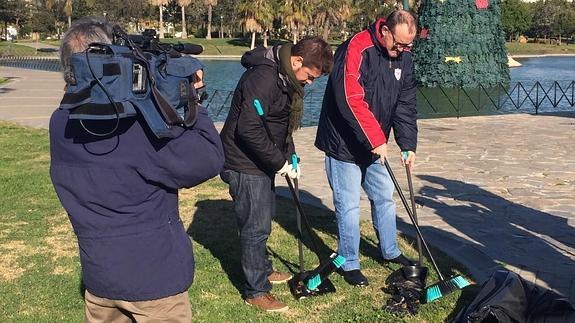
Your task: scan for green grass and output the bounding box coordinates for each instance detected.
[0,78,9,86]
[0,42,40,56]
[0,121,477,322]
[506,42,575,55]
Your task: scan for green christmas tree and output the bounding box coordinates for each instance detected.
[414,0,510,88]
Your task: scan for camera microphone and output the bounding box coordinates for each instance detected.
[172,43,204,55]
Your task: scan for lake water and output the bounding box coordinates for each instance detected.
[201,56,575,124]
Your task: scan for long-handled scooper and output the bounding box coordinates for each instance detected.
[404,151,423,266]
[253,99,345,299]
[383,158,471,303]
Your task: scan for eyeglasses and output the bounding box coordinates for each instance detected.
[386,28,413,51]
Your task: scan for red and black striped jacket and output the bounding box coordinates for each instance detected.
[315,18,417,165]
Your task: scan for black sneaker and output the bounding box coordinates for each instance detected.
[340,269,369,287]
[386,254,416,266]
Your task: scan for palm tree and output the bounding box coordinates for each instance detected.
[312,0,352,40]
[238,0,274,49]
[204,0,218,39]
[337,2,354,40]
[245,18,262,49]
[282,0,310,43]
[150,0,169,38]
[177,0,192,39]
[64,0,72,28]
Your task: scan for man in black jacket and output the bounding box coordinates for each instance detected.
[315,10,418,287]
[220,37,333,312]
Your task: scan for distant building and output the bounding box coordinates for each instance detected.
[2,26,17,41]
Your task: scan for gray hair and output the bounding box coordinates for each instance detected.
[60,17,115,84]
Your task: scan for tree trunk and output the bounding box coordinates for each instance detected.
[181,6,187,39]
[263,29,268,47]
[159,5,165,39]
[292,29,297,44]
[322,17,330,40]
[342,21,347,40]
[68,15,71,29]
[251,31,256,49]
[15,18,20,40]
[206,5,212,39]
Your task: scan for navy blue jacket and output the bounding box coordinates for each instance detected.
[315,19,418,165]
[49,106,224,301]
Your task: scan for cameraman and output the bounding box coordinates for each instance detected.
[50,18,224,321]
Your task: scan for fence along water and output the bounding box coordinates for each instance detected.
[1,56,573,124]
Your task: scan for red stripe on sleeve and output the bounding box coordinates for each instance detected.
[343,31,386,149]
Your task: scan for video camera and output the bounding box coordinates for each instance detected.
[59,25,207,139]
[124,29,204,56]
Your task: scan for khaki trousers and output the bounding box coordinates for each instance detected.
[84,290,192,323]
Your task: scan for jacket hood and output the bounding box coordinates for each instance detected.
[241,45,277,69]
[368,18,388,54]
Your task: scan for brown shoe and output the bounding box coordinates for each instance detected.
[245,293,289,312]
[268,271,292,284]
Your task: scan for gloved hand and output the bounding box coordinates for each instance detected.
[293,163,301,179]
[276,161,299,179]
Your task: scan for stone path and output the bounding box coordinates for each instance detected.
[1,66,574,302]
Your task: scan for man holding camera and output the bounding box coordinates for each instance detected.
[50,18,224,321]
[315,10,418,287]
[220,37,333,312]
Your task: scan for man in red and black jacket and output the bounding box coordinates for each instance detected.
[315,10,418,287]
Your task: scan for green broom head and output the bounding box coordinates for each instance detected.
[425,275,471,303]
[305,254,346,290]
[332,255,346,268]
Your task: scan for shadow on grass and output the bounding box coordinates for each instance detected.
[276,185,482,318]
[187,199,244,295]
[274,186,409,268]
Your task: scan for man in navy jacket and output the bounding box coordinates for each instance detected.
[50,18,224,321]
[315,10,418,287]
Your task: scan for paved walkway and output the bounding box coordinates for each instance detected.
[1,66,574,301]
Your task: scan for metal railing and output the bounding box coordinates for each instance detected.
[0,56,61,72]
[2,56,573,123]
[206,81,575,123]
[416,81,575,118]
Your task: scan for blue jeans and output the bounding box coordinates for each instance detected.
[221,170,274,298]
[325,156,401,271]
